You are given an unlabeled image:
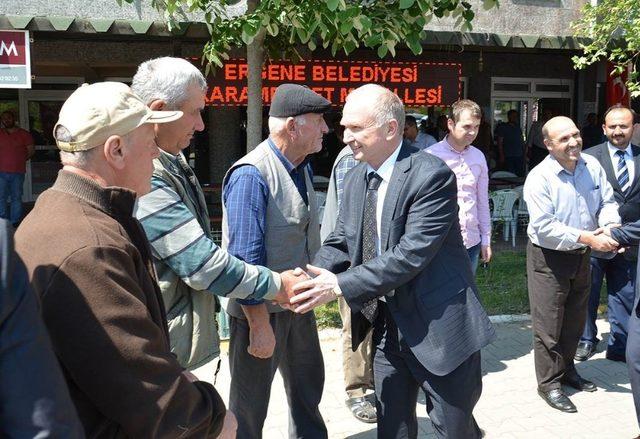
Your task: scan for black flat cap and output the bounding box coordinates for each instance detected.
[269,83,331,117]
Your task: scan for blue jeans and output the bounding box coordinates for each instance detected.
[467,243,481,275]
[0,172,25,225]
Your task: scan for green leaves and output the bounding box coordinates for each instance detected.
[145,0,492,66]
[572,0,640,97]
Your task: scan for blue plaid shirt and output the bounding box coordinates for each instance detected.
[223,138,312,305]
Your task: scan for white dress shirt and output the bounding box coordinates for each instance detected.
[366,141,402,256]
[607,142,635,185]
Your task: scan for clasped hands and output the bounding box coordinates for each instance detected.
[273,265,339,314]
[584,224,624,253]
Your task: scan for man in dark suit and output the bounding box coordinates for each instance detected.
[576,106,639,363]
[603,221,640,436]
[291,85,496,438]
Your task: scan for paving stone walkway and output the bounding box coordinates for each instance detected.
[215,318,636,438]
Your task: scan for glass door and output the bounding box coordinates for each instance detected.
[20,90,71,201]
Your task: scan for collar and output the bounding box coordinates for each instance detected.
[367,140,402,183]
[443,135,470,153]
[267,137,298,174]
[52,170,137,218]
[607,142,632,158]
[548,154,586,176]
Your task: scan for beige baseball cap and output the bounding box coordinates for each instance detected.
[54,82,183,152]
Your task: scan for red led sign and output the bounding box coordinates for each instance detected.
[204,59,461,107]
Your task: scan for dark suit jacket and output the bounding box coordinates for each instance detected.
[610,224,640,312]
[584,142,640,260]
[0,220,84,438]
[314,143,496,377]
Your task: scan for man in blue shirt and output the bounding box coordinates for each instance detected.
[524,116,620,413]
[222,84,330,438]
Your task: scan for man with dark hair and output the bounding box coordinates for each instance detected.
[581,112,605,149]
[0,110,34,225]
[575,105,640,363]
[496,109,525,176]
[403,115,436,150]
[428,99,491,273]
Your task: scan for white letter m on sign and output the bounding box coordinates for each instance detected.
[0,41,18,57]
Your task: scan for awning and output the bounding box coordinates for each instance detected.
[0,14,587,50]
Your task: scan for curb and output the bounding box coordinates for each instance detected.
[489,314,531,324]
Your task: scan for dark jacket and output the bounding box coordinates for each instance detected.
[0,219,84,438]
[15,171,225,438]
[314,143,496,377]
[584,142,640,260]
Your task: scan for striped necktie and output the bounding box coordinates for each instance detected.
[616,149,630,194]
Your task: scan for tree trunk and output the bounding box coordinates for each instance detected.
[246,0,265,152]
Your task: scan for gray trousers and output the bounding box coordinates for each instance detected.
[527,241,591,391]
[228,311,327,439]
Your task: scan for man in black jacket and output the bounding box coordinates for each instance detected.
[576,106,639,363]
[0,219,84,438]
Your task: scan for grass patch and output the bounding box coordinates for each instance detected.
[315,299,342,329]
[314,250,531,328]
[476,250,529,315]
[314,249,607,328]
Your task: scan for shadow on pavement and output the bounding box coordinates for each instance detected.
[481,322,533,376]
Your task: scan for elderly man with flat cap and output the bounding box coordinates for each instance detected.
[14,82,299,437]
[221,83,330,438]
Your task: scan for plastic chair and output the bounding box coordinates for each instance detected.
[512,185,529,228]
[490,189,519,247]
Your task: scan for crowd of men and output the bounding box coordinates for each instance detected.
[2,54,640,439]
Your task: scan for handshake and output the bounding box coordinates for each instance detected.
[271,265,341,314]
[581,224,623,253]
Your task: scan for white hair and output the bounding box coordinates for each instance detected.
[347,84,405,133]
[131,57,207,110]
[268,115,307,134]
[59,148,98,168]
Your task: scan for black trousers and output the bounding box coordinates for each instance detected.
[372,302,482,439]
[626,305,640,428]
[527,241,591,391]
[228,311,327,439]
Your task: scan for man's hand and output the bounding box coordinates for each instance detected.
[272,268,310,305]
[290,264,339,314]
[241,304,275,359]
[481,245,492,263]
[216,410,237,439]
[579,231,619,252]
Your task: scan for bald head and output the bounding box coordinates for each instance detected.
[341,85,404,169]
[542,116,576,141]
[542,116,582,171]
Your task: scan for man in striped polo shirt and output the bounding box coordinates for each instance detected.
[132,57,303,391]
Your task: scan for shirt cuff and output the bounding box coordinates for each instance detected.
[565,227,583,245]
[480,234,491,246]
[333,282,343,297]
[261,271,281,302]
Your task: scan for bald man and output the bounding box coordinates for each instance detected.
[524,116,621,413]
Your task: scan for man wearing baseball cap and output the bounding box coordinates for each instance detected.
[14,82,230,437]
[221,83,330,438]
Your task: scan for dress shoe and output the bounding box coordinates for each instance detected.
[537,388,577,413]
[606,350,626,362]
[574,341,597,361]
[562,374,597,392]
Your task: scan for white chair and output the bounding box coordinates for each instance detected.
[490,170,518,179]
[490,189,519,247]
[512,185,529,228]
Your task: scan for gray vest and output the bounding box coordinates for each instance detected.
[222,140,321,317]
